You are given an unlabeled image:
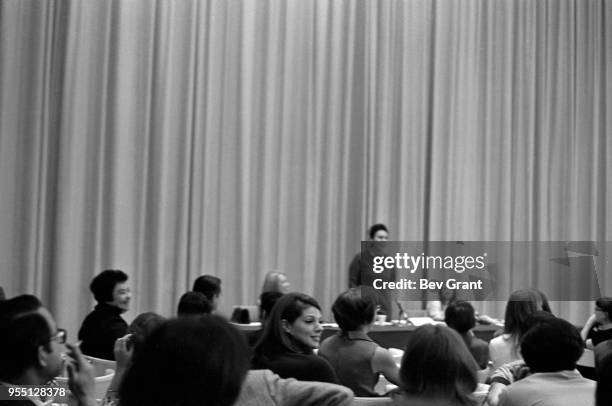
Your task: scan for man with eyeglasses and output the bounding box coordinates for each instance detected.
[0,295,96,406]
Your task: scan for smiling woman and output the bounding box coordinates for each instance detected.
[78,270,130,361]
[252,293,339,384]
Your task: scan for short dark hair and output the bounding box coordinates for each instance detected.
[119,316,249,406]
[522,310,557,331]
[255,293,321,356]
[400,325,477,406]
[177,291,212,317]
[332,287,376,332]
[596,297,612,321]
[368,223,388,239]
[0,294,42,321]
[128,312,166,354]
[521,317,584,373]
[445,301,476,334]
[259,291,284,321]
[90,270,128,303]
[0,312,52,381]
[192,275,221,302]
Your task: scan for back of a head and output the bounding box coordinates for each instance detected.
[90,269,128,303]
[534,289,551,313]
[521,317,584,373]
[120,316,249,406]
[332,287,376,332]
[192,275,221,302]
[445,301,476,334]
[522,310,557,331]
[177,291,212,317]
[128,312,166,353]
[259,291,284,321]
[400,325,477,406]
[0,294,42,322]
[504,289,550,338]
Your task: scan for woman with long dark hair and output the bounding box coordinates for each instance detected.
[252,293,338,383]
[489,289,551,369]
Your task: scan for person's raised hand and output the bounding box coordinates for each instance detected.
[65,342,96,406]
[114,334,134,370]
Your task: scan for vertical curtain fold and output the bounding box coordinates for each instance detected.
[0,0,610,335]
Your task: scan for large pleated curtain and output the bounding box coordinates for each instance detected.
[0,0,610,336]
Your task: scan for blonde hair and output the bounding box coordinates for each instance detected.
[261,271,289,293]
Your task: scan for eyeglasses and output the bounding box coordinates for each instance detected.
[49,329,67,344]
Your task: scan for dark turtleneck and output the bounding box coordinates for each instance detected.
[78,302,128,360]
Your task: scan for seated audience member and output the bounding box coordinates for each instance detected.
[319,287,400,396]
[597,351,612,406]
[0,295,96,406]
[126,312,166,352]
[118,316,249,406]
[108,313,353,406]
[192,275,222,311]
[489,289,551,369]
[247,291,284,347]
[393,324,478,406]
[252,293,338,383]
[581,297,612,350]
[103,312,167,404]
[177,291,212,317]
[499,317,595,406]
[261,271,291,294]
[486,311,557,406]
[445,300,490,369]
[78,269,131,360]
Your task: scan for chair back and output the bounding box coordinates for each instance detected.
[85,355,117,376]
[55,370,114,401]
[54,356,116,401]
[352,396,393,406]
[231,305,260,323]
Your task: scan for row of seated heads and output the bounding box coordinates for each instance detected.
[178,271,289,319]
[2,284,612,406]
[123,289,610,406]
[0,293,249,406]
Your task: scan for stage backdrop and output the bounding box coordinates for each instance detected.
[1,0,610,337]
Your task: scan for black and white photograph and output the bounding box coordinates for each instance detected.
[0,0,611,405]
